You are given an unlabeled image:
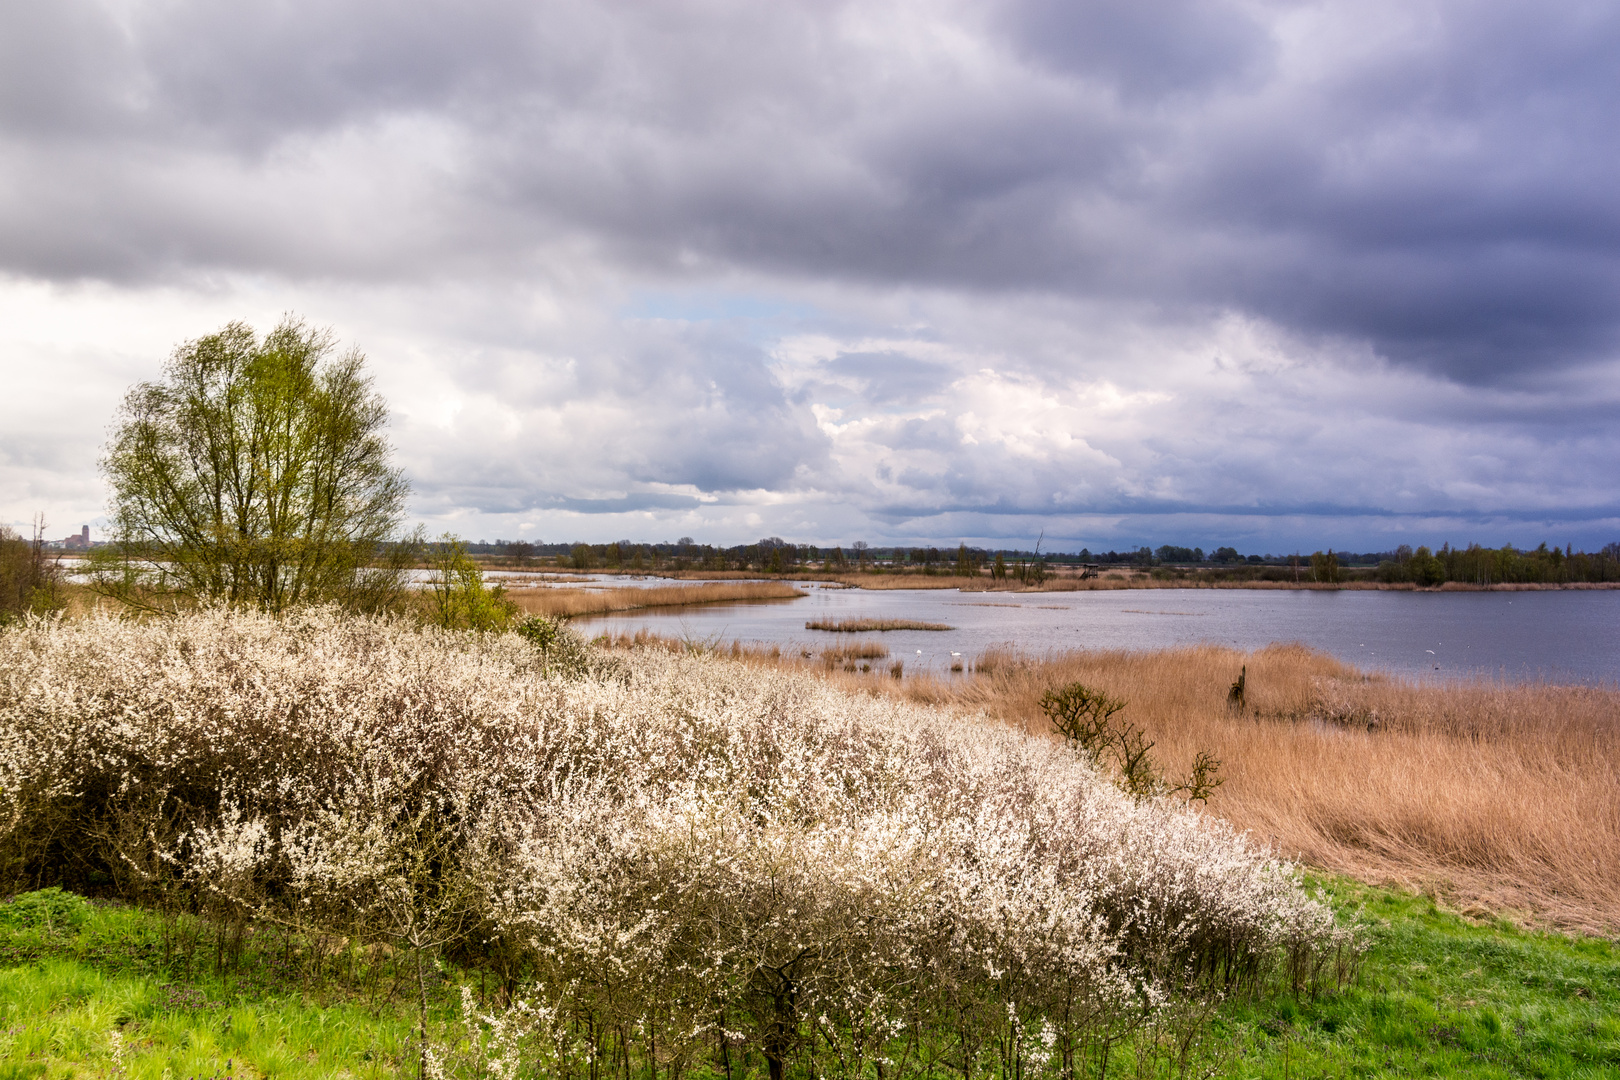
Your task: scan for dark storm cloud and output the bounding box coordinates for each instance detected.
[4,0,1619,384]
[999,0,1275,99]
[1167,2,1620,381]
[0,0,532,140]
[4,0,1620,550]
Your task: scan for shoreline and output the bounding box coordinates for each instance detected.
[507,566,1620,593]
[60,551,1613,593]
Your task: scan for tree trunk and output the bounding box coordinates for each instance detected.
[416,946,430,1080]
[763,983,796,1080]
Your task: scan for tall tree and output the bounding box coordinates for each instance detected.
[98,318,412,612]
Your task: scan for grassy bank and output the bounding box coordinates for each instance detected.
[0,888,422,1077]
[3,879,1614,1078]
[1219,877,1619,1078]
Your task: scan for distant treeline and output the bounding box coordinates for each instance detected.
[453,537,975,574]
[1369,542,1620,586]
[449,535,1620,584]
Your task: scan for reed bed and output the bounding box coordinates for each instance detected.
[821,641,890,661]
[947,653,1620,932]
[956,576,1355,593]
[828,573,1620,594]
[916,646,1620,932]
[512,580,803,618]
[821,640,892,674]
[805,617,953,632]
[578,571,1616,594]
[819,574,976,590]
[593,629,892,672]
[818,573,1347,593]
[607,636,1620,934]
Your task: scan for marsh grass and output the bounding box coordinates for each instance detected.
[805,617,954,632]
[817,574,980,590]
[512,580,804,618]
[821,641,890,662]
[918,645,1620,933]
[818,640,891,674]
[821,571,1620,593]
[955,574,1375,593]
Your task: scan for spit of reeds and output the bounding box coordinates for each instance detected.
[821,641,890,662]
[805,617,953,632]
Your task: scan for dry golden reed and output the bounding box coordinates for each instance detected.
[818,571,1619,594]
[918,645,1620,933]
[820,641,890,662]
[511,581,803,618]
[805,617,953,632]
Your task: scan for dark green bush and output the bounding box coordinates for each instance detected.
[0,887,90,932]
[517,614,626,682]
[1039,681,1224,802]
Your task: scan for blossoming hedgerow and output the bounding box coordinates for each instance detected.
[0,610,1353,1077]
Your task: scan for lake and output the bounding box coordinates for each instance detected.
[576,584,1620,684]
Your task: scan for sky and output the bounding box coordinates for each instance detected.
[2,0,1618,554]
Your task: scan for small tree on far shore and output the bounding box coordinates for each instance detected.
[955,543,975,576]
[1309,550,1341,584]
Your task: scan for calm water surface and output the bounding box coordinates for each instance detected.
[576,585,1620,684]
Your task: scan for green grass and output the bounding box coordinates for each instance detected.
[1218,878,1620,1078]
[0,881,1615,1078]
[0,891,420,1078]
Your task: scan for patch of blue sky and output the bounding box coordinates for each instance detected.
[618,289,822,326]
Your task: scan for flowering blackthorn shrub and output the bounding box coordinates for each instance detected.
[0,610,1352,1077]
